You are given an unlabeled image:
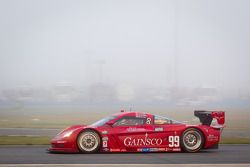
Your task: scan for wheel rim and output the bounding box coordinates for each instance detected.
[78,132,99,152]
[183,130,202,151]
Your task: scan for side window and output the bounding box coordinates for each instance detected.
[154,115,172,125]
[113,117,146,126]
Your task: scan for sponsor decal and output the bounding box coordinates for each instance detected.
[102,137,108,141]
[138,148,166,152]
[102,137,108,147]
[124,133,163,146]
[101,131,108,134]
[103,140,108,147]
[212,112,224,122]
[154,127,163,132]
[142,148,150,152]
[172,148,181,151]
[208,134,219,141]
[127,127,145,132]
[165,148,172,151]
[159,148,166,151]
[102,148,109,151]
[149,148,159,152]
[137,148,150,152]
[121,149,127,152]
[136,113,146,118]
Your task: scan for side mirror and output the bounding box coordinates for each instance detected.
[106,121,114,127]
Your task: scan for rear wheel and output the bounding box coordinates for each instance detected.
[77,130,100,153]
[181,128,204,153]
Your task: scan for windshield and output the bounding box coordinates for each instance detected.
[91,115,117,127]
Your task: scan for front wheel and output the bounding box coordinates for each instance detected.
[181,128,204,153]
[77,130,100,153]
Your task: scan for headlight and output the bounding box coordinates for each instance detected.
[63,131,73,138]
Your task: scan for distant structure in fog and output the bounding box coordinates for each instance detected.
[88,83,115,103]
[96,59,106,84]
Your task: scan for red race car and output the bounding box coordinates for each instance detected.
[49,110,225,153]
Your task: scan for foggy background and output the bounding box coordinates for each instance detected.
[0,0,250,111]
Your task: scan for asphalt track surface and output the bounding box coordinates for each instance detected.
[0,145,249,164]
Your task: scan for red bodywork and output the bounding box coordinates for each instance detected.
[49,110,225,153]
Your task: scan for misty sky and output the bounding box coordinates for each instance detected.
[0,0,250,93]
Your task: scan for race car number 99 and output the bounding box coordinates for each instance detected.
[169,136,179,147]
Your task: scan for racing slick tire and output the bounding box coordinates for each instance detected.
[181,128,204,153]
[77,130,101,153]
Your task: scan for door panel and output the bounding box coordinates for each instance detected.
[112,125,147,148]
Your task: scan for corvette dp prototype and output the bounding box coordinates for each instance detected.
[49,110,225,153]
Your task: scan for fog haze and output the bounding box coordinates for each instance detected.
[0,0,250,108]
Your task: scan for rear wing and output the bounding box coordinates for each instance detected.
[194,110,225,126]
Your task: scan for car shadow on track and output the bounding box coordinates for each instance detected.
[47,149,216,154]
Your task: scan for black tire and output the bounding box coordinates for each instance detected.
[77,130,101,153]
[181,128,204,153]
